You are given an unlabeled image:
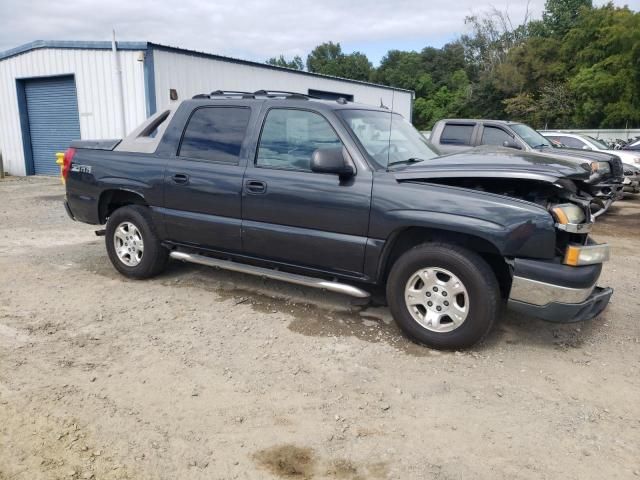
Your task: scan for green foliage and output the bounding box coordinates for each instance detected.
[306,42,372,81]
[413,70,472,129]
[266,2,639,129]
[543,0,593,36]
[266,55,304,70]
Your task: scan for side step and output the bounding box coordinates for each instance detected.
[169,251,371,299]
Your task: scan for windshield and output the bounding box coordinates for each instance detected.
[338,109,439,169]
[511,124,552,149]
[586,136,609,150]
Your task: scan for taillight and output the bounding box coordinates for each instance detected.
[62,147,76,180]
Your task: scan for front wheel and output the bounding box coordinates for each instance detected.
[386,243,500,350]
[105,205,168,279]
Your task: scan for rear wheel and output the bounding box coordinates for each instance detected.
[386,243,500,349]
[105,205,168,279]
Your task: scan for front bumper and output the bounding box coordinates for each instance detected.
[507,257,612,323]
[589,182,623,216]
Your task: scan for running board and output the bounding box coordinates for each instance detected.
[169,251,371,298]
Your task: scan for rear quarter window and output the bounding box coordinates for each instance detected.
[179,107,251,164]
[440,124,474,145]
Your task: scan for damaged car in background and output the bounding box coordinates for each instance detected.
[430,119,625,216]
[61,92,612,349]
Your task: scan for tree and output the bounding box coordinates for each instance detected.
[306,42,343,74]
[542,0,593,36]
[373,50,423,91]
[538,82,574,128]
[563,5,640,127]
[266,55,304,70]
[461,6,532,75]
[503,92,538,124]
[305,42,372,81]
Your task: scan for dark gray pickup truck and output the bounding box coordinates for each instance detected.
[62,91,612,349]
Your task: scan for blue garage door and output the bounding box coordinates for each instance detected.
[24,76,81,175]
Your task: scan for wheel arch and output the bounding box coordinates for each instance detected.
[98,189,149,223]
[378,227,512,298]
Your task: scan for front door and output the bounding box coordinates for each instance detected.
[241,108,372,276]
[162,105,252,251]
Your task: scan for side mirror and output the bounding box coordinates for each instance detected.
[310,147,354,177]
[582,145,592,150]
[502,139,522,150]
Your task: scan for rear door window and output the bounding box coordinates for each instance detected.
[481,126,513,146]
[440,124,474,145]
[179,107,251,164]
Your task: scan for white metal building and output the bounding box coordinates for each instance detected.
[0,40,414,176]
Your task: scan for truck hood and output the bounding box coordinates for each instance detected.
[393,146,591,183]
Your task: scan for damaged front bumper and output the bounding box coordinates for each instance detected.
[507,257,613,323]
[588,182,624,217]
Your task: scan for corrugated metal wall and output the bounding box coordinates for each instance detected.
[152,49,413,119]
[0,48,147,175]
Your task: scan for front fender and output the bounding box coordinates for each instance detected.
[385,209,554,258]
[370,175,557,260]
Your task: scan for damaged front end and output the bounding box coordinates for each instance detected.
[401,172,612,323]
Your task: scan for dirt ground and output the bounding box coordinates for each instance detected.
[0,176,638,480]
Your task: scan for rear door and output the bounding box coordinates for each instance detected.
[241,107,372,276]
[162,105,252,251]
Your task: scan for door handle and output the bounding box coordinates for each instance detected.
[172,173,190,184]
[245,180,267,194]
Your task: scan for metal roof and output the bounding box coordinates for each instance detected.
[0,40,414,95]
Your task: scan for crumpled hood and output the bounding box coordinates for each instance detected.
[393,146,591,183]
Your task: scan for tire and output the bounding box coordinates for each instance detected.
[386,243,500,350]
[105,205,168,279]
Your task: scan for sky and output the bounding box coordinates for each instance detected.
[1,0,637,66]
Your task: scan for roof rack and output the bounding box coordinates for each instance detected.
[192,90,254,99]
[253,90,317,100]
[192,90,319,100]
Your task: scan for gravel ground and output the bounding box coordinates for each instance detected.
[0,176,638,480]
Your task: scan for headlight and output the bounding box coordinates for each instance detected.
[564,243,610,266]
[551,203,586,224]
[550,203,591,233]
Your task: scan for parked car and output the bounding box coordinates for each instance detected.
[622,137,640,151]
[540,131,640,193]
[61,91,612,350]
[540,131,640,164]
[430,119,624,214]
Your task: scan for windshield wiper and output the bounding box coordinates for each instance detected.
[388,157,426,168]
[532,144,550,149]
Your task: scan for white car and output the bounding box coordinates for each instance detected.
[541,131,640,194]
[540,131,640,166]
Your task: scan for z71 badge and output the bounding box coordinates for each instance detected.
[71,164,92,174]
